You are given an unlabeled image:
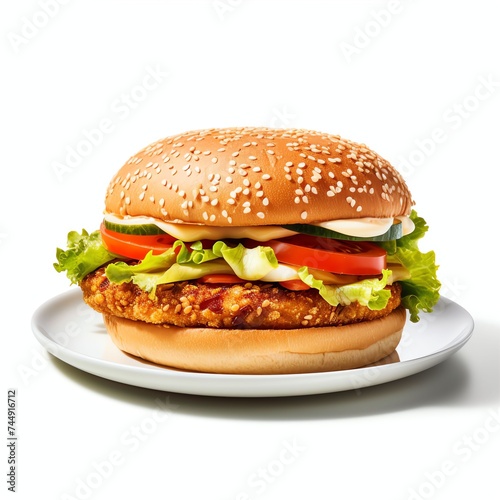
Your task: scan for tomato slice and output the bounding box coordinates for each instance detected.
[280,280,311,291]
[100,223,175,260]
[197,274,247,284]
[267,235,386,275]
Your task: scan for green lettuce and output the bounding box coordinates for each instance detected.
[378,211,441,322]
[104,240,279,297]
[53,230,117,284]
[212,241,278,280]
[298,268,392,310]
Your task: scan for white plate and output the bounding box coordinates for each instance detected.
[31,290,473,398]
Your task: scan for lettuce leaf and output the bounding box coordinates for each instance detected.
[174,240,218,264]
[378,211,441,322]
[212,241,278,280]
[53,230,117,284]
[104,240,279,296]
[298,268,392,310]
[105,249,177,294]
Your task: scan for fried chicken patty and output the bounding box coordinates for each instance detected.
[80,266,402,329]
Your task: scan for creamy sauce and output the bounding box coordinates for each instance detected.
[103,213,414,240]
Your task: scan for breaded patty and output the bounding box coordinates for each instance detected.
[81,266,402,329]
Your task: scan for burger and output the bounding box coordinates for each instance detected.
[54,127,440,374]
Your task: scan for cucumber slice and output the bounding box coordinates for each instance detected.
[103,220,166,235]
[282,220,403,241]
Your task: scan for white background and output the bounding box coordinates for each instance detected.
[2,0,499,499]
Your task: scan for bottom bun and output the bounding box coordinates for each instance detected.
[103,307,406,374]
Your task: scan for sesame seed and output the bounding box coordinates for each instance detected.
[301,211,308,220]
[257,212,265,219]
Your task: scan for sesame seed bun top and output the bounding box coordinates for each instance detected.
[104,127,414,226]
